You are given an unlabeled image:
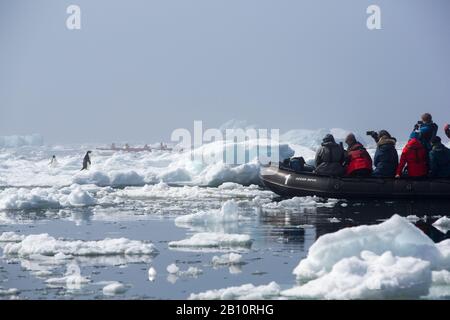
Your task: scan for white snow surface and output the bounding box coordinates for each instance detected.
[282,215,450,299]
[189,281,281,300]
[0,127,375,188]
[212,253,243,265]
[102,282,127,295]
[433,216,450,233]
[1,232,156,257]
[175,200,242,226]
[169,232,252,248]
[0,134,43,148]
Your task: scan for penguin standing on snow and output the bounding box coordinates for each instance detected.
[81,151,92,170]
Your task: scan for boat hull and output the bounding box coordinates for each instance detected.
[260,165,450,199]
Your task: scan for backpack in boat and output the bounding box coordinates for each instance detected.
[279,157,313,173]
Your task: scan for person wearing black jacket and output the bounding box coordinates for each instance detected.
[371,130,399,177]
[314,134,345,176]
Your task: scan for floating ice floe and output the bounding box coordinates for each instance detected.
[46,264,91,289]
[406,215,421,223]
[0,232,25,242]
[102,282,128,295]
[116,182,274,201]
[166,263,202,279]
[283,215,450,299]
[1,232,157,257]
[431,270,450,285]
[262,196,339,211]
[0,287,20,297]
[169,232,252,249]
[175,200,243,227]
[188,282,281,300]
[282,251,431,299]
[166,263,179,274]
[293,215,449,280]
[433,216,450,233]
[148,267,157,281]
[212,253,243,266]
[0,185,100,210]
[328,217,340,223]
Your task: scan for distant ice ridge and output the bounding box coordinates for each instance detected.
[1,232,157,257]
[280,128,366,151]
[0,134,43,148]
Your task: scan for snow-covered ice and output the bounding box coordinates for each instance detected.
[0,134,43,148]
[2,232,157,257]
[169,232,252,249]
[175,200,243,226]
[282,251,431,299]
[262,196,339,211]
[433,216,450,233]
[102,282,127,295]
[282,215,450,299]
[293,215,447,280]
[0,185,99,210]
[212,253,243,266]
[166,263,179,274]
[148,267,157,281]
[189,282,281,300]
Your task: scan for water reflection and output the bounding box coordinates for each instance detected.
[258,199,450,244]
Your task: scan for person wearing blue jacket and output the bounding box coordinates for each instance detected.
[412,113,438,152]
[429,136,450,178]
[372,130,399,177]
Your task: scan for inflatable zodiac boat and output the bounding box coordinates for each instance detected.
[260,165,450,199]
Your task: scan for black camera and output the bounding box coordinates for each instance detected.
[414,121,424,131]
[366,130,379,142]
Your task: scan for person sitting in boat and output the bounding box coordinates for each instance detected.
[395,133,428,178]
[412,113,438,152]
[372,130,399,177]
[343,134,372,177]
[445,124,450,140]
[314,134,345,176]
[429,136,450,178]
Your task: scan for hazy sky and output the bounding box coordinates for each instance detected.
[1,0,449,144]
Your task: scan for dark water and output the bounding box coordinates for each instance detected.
[1,197,449,300]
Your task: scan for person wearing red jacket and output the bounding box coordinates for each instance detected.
[344,134,373,177]
[445,124,450,140]
[395,133,428,178]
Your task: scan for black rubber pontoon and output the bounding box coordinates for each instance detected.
[260,165,450,199]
